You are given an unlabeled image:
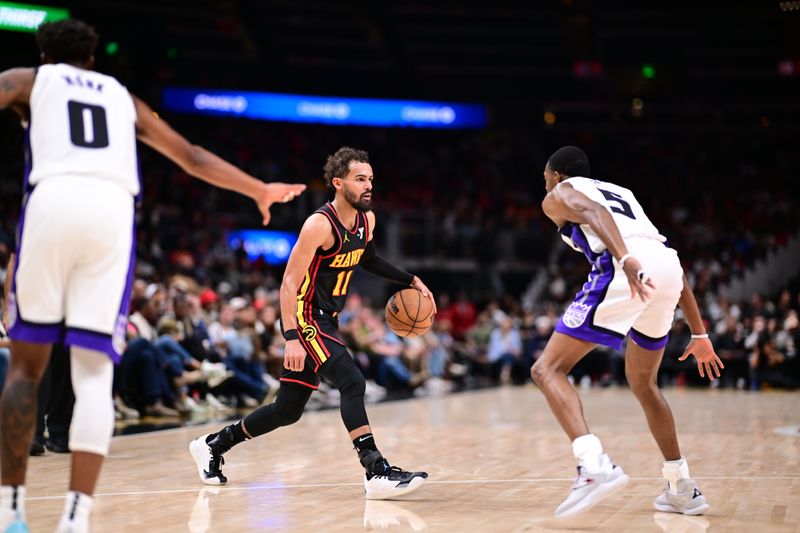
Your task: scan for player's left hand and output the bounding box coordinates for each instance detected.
[621,255,656,303]
[678,337,724,381]
[411,276,437,315]
[256,182,307,225]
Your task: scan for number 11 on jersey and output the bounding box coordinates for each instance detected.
[333,270,353,297]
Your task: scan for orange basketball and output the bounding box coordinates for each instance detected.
[385,288,435,338]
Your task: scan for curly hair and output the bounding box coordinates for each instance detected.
[323,146,369,187]
[36,19,98,65]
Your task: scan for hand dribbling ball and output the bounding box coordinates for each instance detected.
[385,288,435,338]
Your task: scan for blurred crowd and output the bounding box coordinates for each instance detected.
[104,279,800,420]
[1,116,798,425]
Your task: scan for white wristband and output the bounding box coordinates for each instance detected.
[691,333,709,339]
[618,253,632,267]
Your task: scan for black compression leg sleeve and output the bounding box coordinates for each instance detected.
[242,381,312,437]
[322,354,369,432]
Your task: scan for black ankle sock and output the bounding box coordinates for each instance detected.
[354,433,388,474]
[353,433,378,454]
[207,421,248,453]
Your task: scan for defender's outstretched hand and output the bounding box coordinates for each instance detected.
[411,276,437,315]
[678,337,724,380]
[257,183,307,225]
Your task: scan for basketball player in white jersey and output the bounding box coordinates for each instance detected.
[0,19,305,533]
[531,146,724,518]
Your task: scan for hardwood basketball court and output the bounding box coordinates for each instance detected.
[23,387,800,531]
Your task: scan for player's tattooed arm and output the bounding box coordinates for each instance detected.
[0,68,34,110]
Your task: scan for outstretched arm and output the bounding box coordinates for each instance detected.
[542,182,653,302]
[676,274,724,380]
[361,212,436,313]
[133,96,305,225]
[279,214,333,372]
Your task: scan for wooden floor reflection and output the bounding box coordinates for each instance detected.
[25,387,800,532]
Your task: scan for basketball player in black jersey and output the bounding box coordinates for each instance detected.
[190,147,436,499]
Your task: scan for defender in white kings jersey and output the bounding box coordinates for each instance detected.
[529,146,723,519]
[0,18,306,533]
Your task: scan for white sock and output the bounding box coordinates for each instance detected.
[662,457,691,493]
[0,485,26,522]
[571,434,605,472]
[58,491,93,527]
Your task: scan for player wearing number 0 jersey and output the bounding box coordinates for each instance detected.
[190,147,436,501]
[530,146,724,518]
[0,19,305,533]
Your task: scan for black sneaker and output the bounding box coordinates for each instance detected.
[29,438,46,456]
[45,436,70,454]
[189,433,228,485]
[364,458,428,500]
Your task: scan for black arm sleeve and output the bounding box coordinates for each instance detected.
[359,240,414,286]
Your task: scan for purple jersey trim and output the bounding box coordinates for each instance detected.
[8,319,63,344]
[628,328,669,350]
[65,328,121,363]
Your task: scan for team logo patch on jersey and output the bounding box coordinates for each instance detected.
[302,324,318,342]
[562,302,592,328]
[6,294,17,330]
[112,314,128,355]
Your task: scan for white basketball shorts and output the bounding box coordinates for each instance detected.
[8,176,135,361]
[555,238,684,351]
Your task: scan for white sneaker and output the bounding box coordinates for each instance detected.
[189,434,227,485]
[204,394,234,415]
[364,461,428,500]
[0,511,27,533]
[54,492,91,533]
[555,454,629,518]
[201,362,235,389]
[653,478,709,515]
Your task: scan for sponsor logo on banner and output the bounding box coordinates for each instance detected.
[562,302,592,328]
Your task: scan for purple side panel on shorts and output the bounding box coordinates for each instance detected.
[555,251,626,351]
[629,328,669,350]
[65,328,120,364]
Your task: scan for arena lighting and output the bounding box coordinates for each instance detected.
[0,1,68,32]
[227,229,298,264]
[162,88,488,129]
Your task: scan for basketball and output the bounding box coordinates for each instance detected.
[385,288,435,338]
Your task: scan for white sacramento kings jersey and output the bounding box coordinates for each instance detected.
[27,63,139,195]
[560,177,665,258]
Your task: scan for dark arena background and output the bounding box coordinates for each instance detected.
[0,1,799,531]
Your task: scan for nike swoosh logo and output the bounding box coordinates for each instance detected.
[358,436,371,442]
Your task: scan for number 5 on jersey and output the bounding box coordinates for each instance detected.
[333,270,353,297]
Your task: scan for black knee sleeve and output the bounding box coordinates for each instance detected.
[322,355,368,432]
[243,382,311,437]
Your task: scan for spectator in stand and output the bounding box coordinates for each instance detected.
[487,316,524,385]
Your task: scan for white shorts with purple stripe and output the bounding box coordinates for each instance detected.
[555,238,684,351]
[7,176,135,362]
